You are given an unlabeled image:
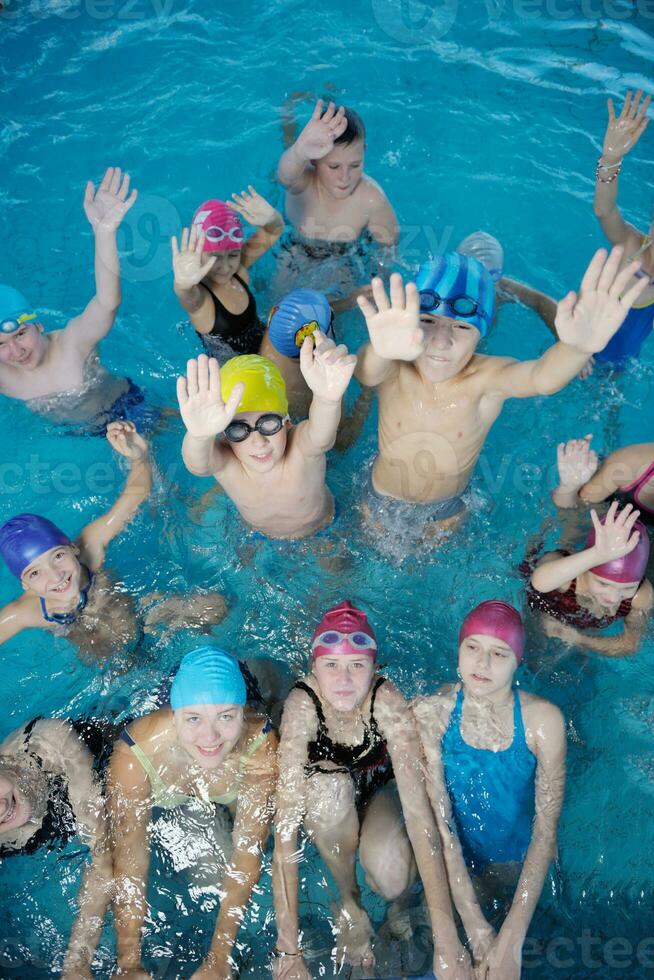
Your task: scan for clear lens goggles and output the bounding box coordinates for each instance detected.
[312,630,377,651]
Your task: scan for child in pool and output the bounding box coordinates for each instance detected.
[277,100,398,247]
[0,168,148,432]
[272,602,472,980]
[526,501,653,656]
[171,188,284,358]
[0,422,227,664]
[0,717,113,979]
[413,602,566,980]
[355,247,648,527]
[553,433,654,527]
[109,646,278,980]
[177,335,356,539]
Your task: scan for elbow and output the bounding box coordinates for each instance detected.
[530,572,550,594]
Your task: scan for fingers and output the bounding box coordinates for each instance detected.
[620,268,650,309]
[321,100,336,124]
[579,248,610,294]
[371,276,390,313]
[607,97,615,122]
[405,280,420,317]
[389,272,405,309]
[109,167,122,195]
[123,188,138,213]
[555,290,577,320]
[118,172,131,202]
[99,167,113,193]
[596,245,624,294]
[181,226,189,251]
[621,90,633,118]
[176,375,188,407]
[299,334,314,375]
[357,292,377,320]
[83,181,95,207]
[197,352,210,393]
[223,381,245,421]
[200,256,217,278]
[186,357,199,397]
[590,508,603,536]
[311,98,323,119]
[170,235,179,256]
[606,255,640,298]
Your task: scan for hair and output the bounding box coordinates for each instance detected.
[334,107,366,146]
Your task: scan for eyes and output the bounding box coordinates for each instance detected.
[323,660,367,669]
[465,640,508,659]
[327,163,361,170]
[184,712,235,724]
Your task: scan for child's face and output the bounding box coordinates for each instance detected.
[226,411,289,473]
[416,314,481,382]
[583,572,639,608]
[312,653,375,713]
[20,546,81,599]
[458,634,517,698]
[174,703,244,770]
[0,324,46,370]
[314,138,365,200]
[0,772,30,831]
[203,249,242,286]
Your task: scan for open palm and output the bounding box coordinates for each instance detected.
[296,99,348,159]
[602,89,651,165]
[357,274,425,361]
[176,355,244,438]
[84,167,137,233]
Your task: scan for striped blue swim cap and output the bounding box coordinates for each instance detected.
[415,253,495,337]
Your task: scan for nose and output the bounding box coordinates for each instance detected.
[430,322,453,350]
[249,429,268,450]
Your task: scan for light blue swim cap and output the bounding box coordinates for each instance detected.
[415,253,495,337]
[170,645,247,709]
[267,288,334,358]
[0,285,38,334]
[0,513,72,578]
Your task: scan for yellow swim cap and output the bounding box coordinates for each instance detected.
[220,355,289,415]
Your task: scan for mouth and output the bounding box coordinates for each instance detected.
[428,355,450,363]
[334,689,354,697]
[51,573,72,594]
[250,451,273,463]
[471,673,491,683]
[196,743,224,758]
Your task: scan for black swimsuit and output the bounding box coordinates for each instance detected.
[199,274,263,356]
[294,678,394,816]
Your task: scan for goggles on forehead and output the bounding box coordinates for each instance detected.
[223,413,289,443]
[202,225,243,245]
[418,290,482,318]
[312,630,378,652]
[0,311,37,335]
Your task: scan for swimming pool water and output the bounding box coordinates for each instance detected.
[1,1,654,977]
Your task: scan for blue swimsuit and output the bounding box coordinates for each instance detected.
[441,688,536,872]
[594,299,654,366]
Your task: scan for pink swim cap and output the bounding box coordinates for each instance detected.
[192,199,243,253]
[459,600,525,664]
[311,600,378,660]
[585,518,650,584]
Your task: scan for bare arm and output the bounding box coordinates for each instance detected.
[277,142,313,193]
[353,340,399,387]
[203,732,278,975]
[240,215,285,268]
[278,100,348,193]
[295,332,356,456]
[0,599,38,645]
[77,424,151,570]
[594,91,650,245]
[366,182,399,247]
[177,356,244,478]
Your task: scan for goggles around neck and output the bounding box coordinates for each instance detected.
[0,312,37,335]
[312,630,378,653]
[418,290,482,319]
[204,225,243,246]
[223,413,289,443]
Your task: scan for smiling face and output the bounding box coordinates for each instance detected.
[314,138,365,200]
[20,545,81,602]
[203,249,242,286]
[226,411,289,472]
[458,633,517,699]
[173,703,245,770]
[312,652,376,713]
[582,571,640,609]
[0,324,47,370]
[415,314,481,383]
[0,771,30,832]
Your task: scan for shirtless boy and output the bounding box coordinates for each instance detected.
[0,423,226,663]
[277,100,399,247]
[178,334,356,539]
[0,168,142,430]
[355,247,648,523]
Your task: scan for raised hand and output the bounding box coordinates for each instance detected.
[171,226,216,290]
[299,330,356,402]
[588,501,642,565]
[271,954,312,980]
[602,89,651,165]
[106,421,148,460]
[228,186,278,227]
[176,355,244,438]
[554,247,649,353]
[295,99,348,160]
[556,435,598,490]
[83,167,138,234]
[357,274,425,361]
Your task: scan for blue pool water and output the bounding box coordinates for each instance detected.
[1,0,654,977]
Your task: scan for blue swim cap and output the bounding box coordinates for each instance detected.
[415,253,495,337]
[170,645,247,710]
[0,514,72,579]
[267,289,334,358]
[0,285,37,335]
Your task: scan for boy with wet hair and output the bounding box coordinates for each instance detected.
[177,332,356,539]
[355,247,648,529]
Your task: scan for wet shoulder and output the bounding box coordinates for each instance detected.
[519,691,565,749]
[412,684,458,736]
[241,710,278,776]
[122,708,174,753]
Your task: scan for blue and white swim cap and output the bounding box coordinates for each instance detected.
[267,289,334,358]
[0,285,37,335]
[415,253,495,337]
[170,646,247,709]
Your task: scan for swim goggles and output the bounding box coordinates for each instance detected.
[223,413,289,443]
[204,225,243,245]
[312,630,378,652]
[0,311,37,334]
[418,291,481,318]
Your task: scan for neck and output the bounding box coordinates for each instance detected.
[463,682,513,708]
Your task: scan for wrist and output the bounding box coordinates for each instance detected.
[291,141,312,165]
[598,154,623,169]
[555,481,582,495]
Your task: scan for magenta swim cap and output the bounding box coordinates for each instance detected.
[459,600,525,664]
[311,600,378,660]
[0,513,71,578]
[192,199,243,253]
[585,518,650,583]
